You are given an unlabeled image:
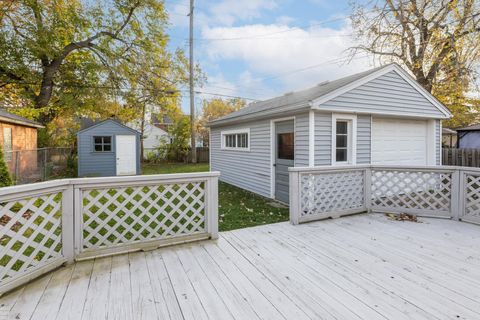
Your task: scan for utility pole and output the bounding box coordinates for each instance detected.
[189,0,197,163]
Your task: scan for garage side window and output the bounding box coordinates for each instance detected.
[221,129,250,151]
[93,136,112,152]
[335,121,348,162]
[332,114,357,165]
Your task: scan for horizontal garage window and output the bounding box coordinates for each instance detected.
[93,136,112,152]
[221,129,250,151]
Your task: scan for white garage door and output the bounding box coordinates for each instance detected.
[372,118,428,165]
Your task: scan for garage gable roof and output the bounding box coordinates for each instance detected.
[208,64,451,127]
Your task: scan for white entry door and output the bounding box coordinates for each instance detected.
[116,135,137,175]
[372,118,429,165]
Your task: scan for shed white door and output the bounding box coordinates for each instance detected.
[116,135,137,175]
[372,118,428,165]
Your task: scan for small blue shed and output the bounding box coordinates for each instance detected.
[77,119,141,177]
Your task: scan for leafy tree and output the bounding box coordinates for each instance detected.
[154,110,190,162]
[197,98,246,146]
[0,148,13,187]
[350,0,480,127]
[0,0,194,144]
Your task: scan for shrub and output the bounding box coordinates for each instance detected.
[0,148,13,187]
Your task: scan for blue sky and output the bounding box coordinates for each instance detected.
[164,0,374,113]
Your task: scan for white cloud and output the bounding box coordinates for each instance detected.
[201,23,373,98]
[202,71,275,102]
[209,0,277,26]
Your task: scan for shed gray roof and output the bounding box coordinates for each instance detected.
[457,124,480,131]
[208,64,390,127]
[0,108,44,128]
[77,119,141,135]
[442,127,457,134]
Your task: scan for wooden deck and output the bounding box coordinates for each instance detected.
[2,213,480,320]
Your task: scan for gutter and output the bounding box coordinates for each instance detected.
[207,102,310,127]
[0,116,44,129]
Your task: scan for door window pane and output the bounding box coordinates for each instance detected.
[278,133,294,160]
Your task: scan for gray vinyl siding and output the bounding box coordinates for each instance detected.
[357,115,371,164]
[436,120,441,165]
[77,120,140,177]
[320,70,445,118]
[210,120,271,197]
[295,113,309,166]
[314,112,332,166]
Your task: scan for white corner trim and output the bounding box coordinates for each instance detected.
[331,113,357,166]
[426,119,436,166]
[439,120,443,165]
[308,110,315,167]
[220,128,250,152]
[311,64,451,119]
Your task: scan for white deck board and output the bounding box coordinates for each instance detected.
[2,214,480,320]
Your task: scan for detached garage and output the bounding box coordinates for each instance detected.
[208,63,451,203]
[77,119,141,177]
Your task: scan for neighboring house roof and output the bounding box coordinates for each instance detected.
[442,128,457,134]
[77,119,141,135]
[457,124,480,131]
[0,108,44,128]
[207,63,451,127]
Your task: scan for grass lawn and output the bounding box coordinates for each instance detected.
[141,162,289,231]
[142,162,210,175]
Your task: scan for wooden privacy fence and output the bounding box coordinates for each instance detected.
[290,165,480,225]
[442,148,480,167]
[0,172,219,294]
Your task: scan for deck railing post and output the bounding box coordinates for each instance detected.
[451,170,460,221]
[73,187,83,256]
[289,170,301,225]
[61,184,75,264]
[364,167,372,212]
[452,169,465,221]
[206,176,219,239]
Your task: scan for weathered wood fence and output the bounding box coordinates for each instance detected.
[0,172,219,294]
[442,148,480,167]
[290,165,480,226]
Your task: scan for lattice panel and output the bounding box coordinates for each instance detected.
[300,171,365,217]
[463,174,480,223]
[81,182,206,249]
[371,170,452,213]
[0,193,63,284]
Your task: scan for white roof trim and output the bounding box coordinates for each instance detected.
[310,64,451,119]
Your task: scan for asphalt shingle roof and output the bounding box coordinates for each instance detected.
[209,64,391,126]
[457,124,480,131]
[0,108,43,128]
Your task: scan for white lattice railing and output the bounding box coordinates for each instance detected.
[290,167,367,223]
[290,165,480,225]
[0,172,219,294]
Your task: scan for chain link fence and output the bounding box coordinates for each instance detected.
[144,147,209,163]
[4,148,73,185]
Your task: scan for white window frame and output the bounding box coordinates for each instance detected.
[331,113,357,165]
[221,128,250,151]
